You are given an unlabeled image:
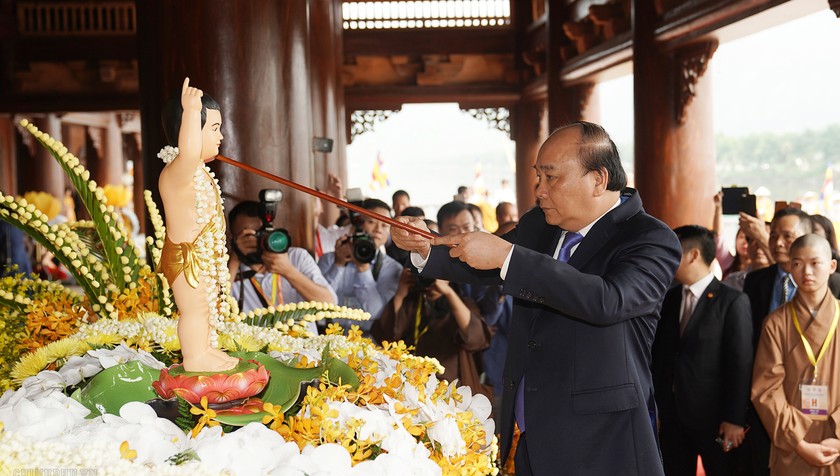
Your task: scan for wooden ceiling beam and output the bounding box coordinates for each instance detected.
[345,83,520,110]
[345,28,514,57]
[0,93,139,113]
[11,37,137,62]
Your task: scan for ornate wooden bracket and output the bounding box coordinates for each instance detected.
[675,40,718,125]
[464,107,511,138]
[577,83,596,114]
[349,109,398,142]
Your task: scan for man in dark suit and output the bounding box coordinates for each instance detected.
[391,122,681,475]
[739,207,840,475]
[652,225,753,476]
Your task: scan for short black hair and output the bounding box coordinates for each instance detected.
[228,200,261,227]
[772,207,812,234]
[810,214,839,253]
[457,186,468,194]
[362,198,391,213]
[437,201,471,227]
[673,225,716,266]
[161,88,221,146]
[392,190,409,201]
[556,121,627,192]
[401,206,425,218]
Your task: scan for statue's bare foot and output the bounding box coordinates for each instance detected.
[209,347,239,366]
[182,350,238,372]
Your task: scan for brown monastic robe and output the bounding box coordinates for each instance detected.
[752,290,840,475]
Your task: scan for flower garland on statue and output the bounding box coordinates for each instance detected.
[192,163,231,348]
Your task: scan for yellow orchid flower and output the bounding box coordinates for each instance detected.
[261,402,285,432]
[119,440,137,461]
[189,396,220,438]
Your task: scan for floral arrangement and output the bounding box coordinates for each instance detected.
[0,121,500,474]
[1,320,498,475]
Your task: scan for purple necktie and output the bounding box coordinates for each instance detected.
[514,231,583,433]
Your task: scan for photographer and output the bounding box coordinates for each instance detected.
[317,198,402,331]
[371,268,491,399]
[227,200,336,313]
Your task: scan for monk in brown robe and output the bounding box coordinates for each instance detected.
[752,234,840,475]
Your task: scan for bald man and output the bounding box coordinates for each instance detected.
[752,234,840,475]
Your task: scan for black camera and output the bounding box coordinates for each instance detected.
[347,205,377,264]
[415,274,436,291]
[240,189,291,265]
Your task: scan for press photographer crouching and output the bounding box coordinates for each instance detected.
[317,198,402,333]
[228,192,337,319]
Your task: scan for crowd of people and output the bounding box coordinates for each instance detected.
[3,118,839,475]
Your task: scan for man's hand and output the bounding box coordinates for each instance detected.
[795,439,840,467]
[262,251,295,276]
[326,173,343,198]
[431,278,453,297]
[334,236,355,267]
[714,191,723,210]
[433,232,513,270]
[718,422,746,452]
[181,77,203,112]
[234,228,258,254]
[333,235,370,271]
[738,212,768,242]
[391,217,433,258]
[395,268,415,302]
[823,438,840,451]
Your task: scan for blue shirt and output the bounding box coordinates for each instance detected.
[232,247,337,311]
[318,250,402,331]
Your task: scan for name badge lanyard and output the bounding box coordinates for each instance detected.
[414,294,429,344]
[250,273,283,307]
[790,300,840,381]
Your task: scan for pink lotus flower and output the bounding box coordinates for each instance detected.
[152,360,269,404]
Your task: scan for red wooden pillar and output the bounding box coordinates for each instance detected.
[310,0,347,193]
[633,0,718,228]
[137,0,315,250]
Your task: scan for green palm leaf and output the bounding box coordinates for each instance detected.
[18,120,141,291]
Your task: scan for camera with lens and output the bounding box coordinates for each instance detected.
[415,274,436,291]
[343,188,377,265]
[239,189,291,265]
[347,206,377,264]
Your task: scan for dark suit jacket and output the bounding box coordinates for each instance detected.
[422,189,681,475]
[742,264,840,348]
[651,279,753,432]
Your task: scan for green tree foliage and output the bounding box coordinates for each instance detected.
[716,124,840,200]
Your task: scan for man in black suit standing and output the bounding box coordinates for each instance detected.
[391,122,681,475]
[652,225,753,476]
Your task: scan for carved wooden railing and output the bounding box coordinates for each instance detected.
[342,0,511,29]
[17,1,136,36]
